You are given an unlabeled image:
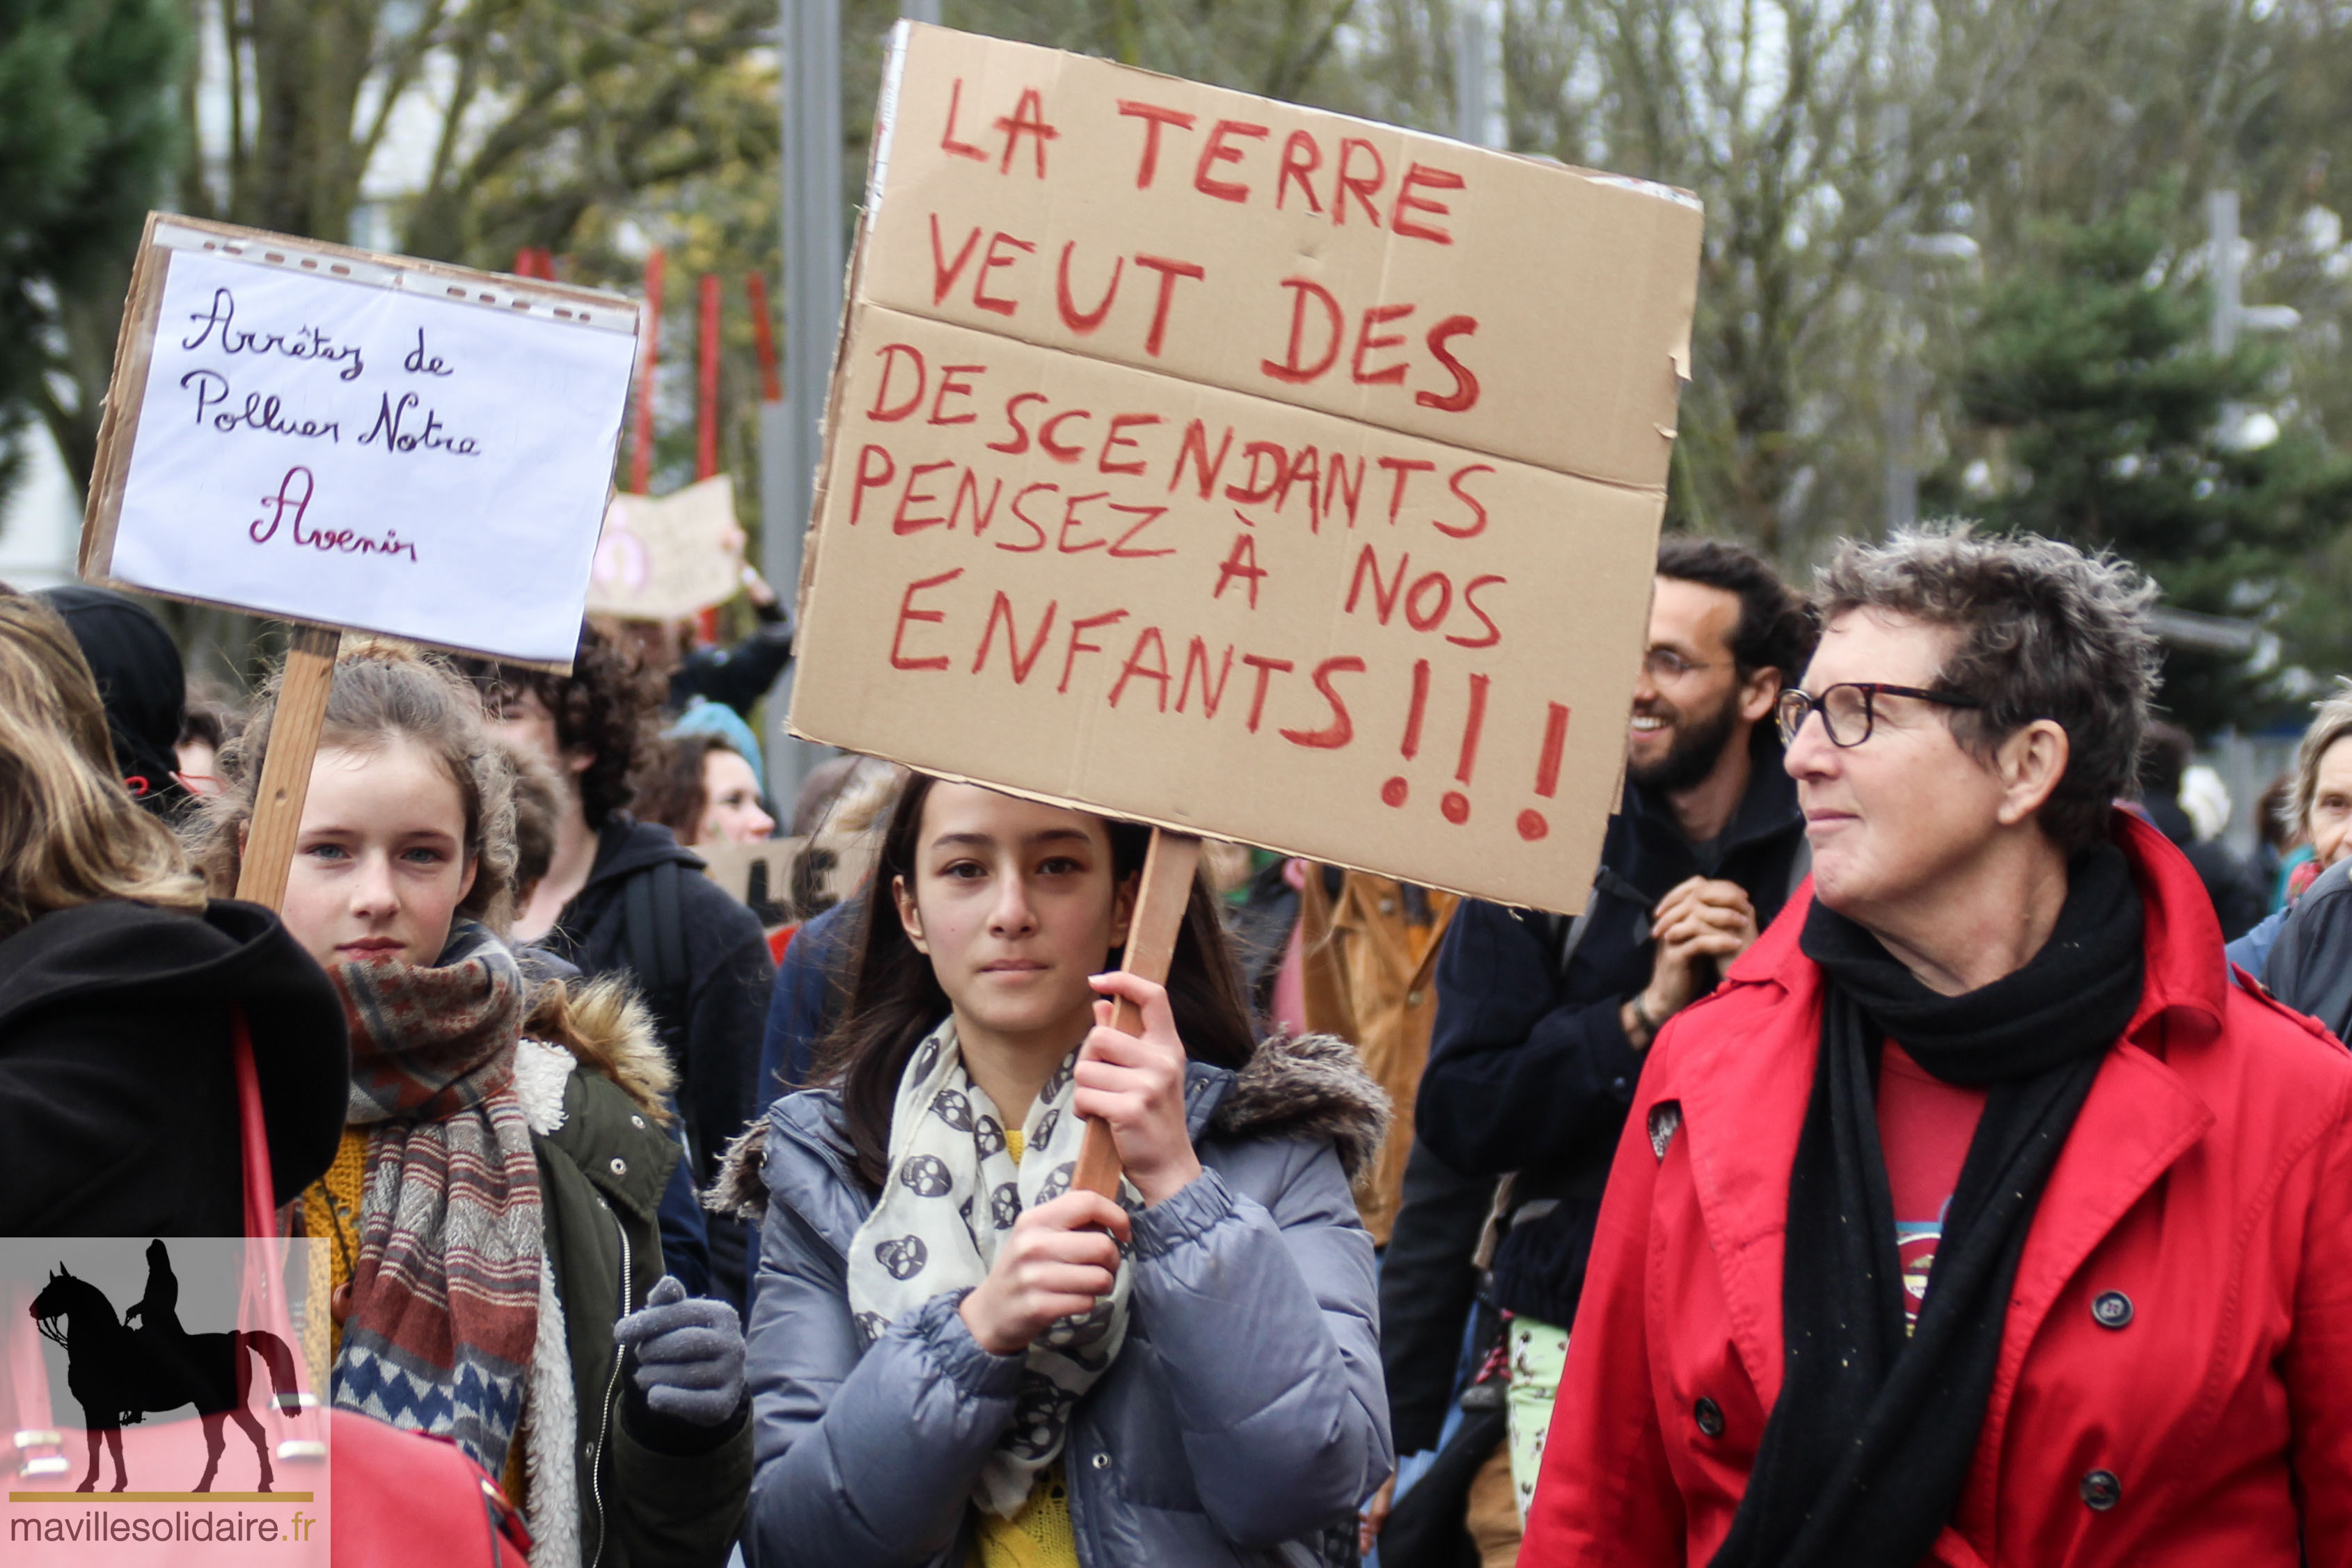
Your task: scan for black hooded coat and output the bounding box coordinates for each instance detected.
[0,898,350,1235]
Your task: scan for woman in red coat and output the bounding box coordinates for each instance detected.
[1522,529,2352,1568]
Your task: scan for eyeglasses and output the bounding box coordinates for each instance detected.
[1776,683,1983,747]
[1641,647,1717,682]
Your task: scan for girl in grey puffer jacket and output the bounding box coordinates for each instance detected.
[711,776,1392,1567]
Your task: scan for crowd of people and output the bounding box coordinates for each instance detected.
[8,521,2352,1567]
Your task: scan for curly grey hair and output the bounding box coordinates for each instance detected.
[1815,526,2161,855]
[188,638,519,929]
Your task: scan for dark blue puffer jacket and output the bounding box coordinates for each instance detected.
[720,1035,1394,1568]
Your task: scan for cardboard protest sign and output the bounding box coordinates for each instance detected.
[789,24,1703,913]
[81,214,640,667]
[697,834,880,924]
[587,475,746,621]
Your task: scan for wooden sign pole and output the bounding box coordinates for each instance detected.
[232,624,343,910]
[1073,826,1204,1197]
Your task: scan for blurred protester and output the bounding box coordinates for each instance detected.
[459,623,775,1308]
[639,729,777,850]
[191,640,749,1563]
[176,679,242,798]
[1299,869,1458,1246]
[1391,537,1813,1555]
[788,752,862,837]
[0,586,347,1235]
[713,773,1391,1567]
[1365,1139,1510,1568]
[1227,853,1311,1024]
[2241,688,2352,1036]
[2133,722,2265,940]
[36,584,192,821]
[1526,530,2352,1567]
[758,754,906,1105]
[2179,761,2232,844]
[2227,686,2352,977]
[2253,772,2307,910]
[606,564,796,721]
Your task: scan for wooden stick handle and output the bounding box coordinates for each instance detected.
[1073,827,1204,1198]
[235,625,342,911]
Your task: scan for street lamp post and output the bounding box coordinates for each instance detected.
[761,0,846,810]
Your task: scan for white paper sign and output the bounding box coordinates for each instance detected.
[102,239,639,663]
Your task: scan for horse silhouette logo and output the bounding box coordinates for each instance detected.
[26,1240,301,1494]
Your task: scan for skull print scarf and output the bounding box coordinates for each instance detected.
[846,1017,1136,1518]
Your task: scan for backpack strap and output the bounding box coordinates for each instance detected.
[622,860,693,1025]
[624,866,665,997]
[1553,863,1660,978]
[650,859,689,999]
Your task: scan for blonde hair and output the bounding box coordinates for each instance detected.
[0,589,204,938]
[189,639,519,928]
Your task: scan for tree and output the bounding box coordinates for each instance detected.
[0,0,184,509]
[0,0,780,528]
[1344,0,2069,559]
[1923,196,2352,733]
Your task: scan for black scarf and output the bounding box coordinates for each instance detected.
[1710,844,2145,1568]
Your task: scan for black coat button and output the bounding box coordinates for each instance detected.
[2081,1469,2121,1511]
[1694,1397,1724,1438]
[2091,1290,2133,1329]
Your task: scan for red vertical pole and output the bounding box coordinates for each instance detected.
[629,248,666,496]
[697,274,723,482]
[747,271,783,404]
[695,273,724,644]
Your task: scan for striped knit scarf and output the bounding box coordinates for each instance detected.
[331,921,543,1477]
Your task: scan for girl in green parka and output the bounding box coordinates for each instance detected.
[191,640,750,1568]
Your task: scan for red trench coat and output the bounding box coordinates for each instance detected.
[1521,811,2352,1567]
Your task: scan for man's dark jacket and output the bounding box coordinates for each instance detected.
[0,899,349,1234]
[539,814,775,1303]
[1413,740,1807,1327]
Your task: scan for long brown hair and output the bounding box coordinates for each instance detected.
[816,773,1256,1190]
[0,589,204,939]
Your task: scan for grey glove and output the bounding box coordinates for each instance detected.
[613,1274,745,1426]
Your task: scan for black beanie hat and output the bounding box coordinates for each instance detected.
[36,585,189,818]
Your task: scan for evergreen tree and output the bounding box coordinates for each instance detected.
[0,0,184,514]
[1924,196,2352,734]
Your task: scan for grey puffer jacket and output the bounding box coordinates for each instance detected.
[711,1033,1394,1568]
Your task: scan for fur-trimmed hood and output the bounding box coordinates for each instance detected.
[522,974,675,1124]
[707,1031,1389,1225]
[1208,1031,1390,1179]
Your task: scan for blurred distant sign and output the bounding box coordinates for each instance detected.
[79,214,638,667]
[586,474,744,621]
[696,833,876,924]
